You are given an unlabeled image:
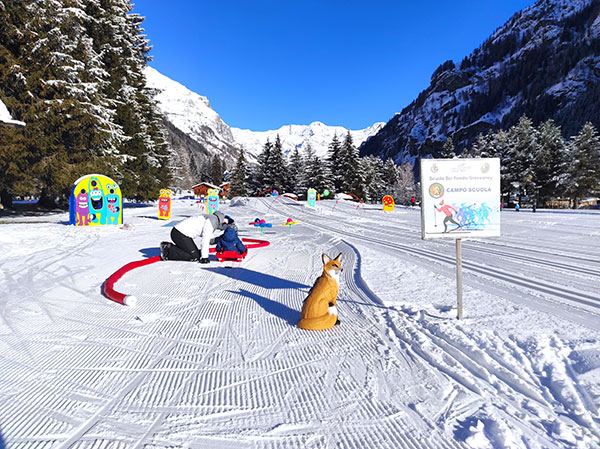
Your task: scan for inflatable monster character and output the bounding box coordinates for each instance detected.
[299,253,343,330]
[158,189,173,219]
[382,195,395,211]
[104,182,122,224]
[69,174,123,226]
[73,188,90,226]
[88,176,106,224]
[207,188,219,214]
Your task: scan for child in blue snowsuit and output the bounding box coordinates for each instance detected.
[216,225,247,255]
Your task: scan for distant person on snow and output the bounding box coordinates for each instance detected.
[215,225,247,255]
[160,211,231,263]
[435,200,460,232]
[515,203,520,212]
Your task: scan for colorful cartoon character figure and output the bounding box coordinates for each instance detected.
[158,189,172,219]
[299,253,343,330]
[88,176,106,225]
[207,188,219,214]
[75,189,90,226]
[382,195,395,211]
[69,174,123,226]
[104,183,122,224]
[307,188,317,208]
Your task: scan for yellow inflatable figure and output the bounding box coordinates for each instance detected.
[299,253,343,330]
[382,195,395,211]
[158,189,173,220]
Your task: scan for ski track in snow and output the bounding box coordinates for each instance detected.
[0,198,599,448]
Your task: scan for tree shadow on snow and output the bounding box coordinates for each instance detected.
[230,288,300,326]
[204,267,308,290]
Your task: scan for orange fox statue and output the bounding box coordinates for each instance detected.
[299,252,343,330]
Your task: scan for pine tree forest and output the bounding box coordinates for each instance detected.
[0,0,170,207]
[462,115,600,208]
[244,132,418,206]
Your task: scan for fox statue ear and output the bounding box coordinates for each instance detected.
[322,253,331,265]
[334,252,342,262]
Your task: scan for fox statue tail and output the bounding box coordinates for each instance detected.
[298,312,338,330]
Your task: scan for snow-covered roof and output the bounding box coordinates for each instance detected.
[192,182,219,189]
[0,97,25,128]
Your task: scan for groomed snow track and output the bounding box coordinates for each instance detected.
[1,199,599,448]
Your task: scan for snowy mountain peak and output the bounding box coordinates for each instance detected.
[145,65,385,163]
[231,121,386,158]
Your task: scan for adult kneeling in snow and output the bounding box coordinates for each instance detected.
[161,211,230,264]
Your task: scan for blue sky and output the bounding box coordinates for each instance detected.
[136,0,534,131]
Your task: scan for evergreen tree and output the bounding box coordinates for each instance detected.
[442,136,456,158]
[106,1,170,200]
[229,149,249,197]
[211,155,224,185]
[492,129,513,204]
[339,131,364,198]
[0,1,29,207]
[383,158,398,187]
[565,122,600,206]
[361,156,385,203]
[300,143,316,197]
[305,154,328,194]
[269,134,287,192]
[393,162,417,205]
[287,145,305,197]
[327,133,343,193]
[506,115,539,204]
[255,139,273,192]
[23,0,118,206]
[535,119,566,205]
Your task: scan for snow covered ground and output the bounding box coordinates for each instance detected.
[0,198,599,449]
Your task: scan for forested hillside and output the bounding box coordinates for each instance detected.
[360,0,600,166]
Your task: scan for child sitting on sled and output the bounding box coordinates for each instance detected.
[215,223,247,255]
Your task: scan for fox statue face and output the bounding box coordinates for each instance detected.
[322,252,343,283]
[298,252,343,331]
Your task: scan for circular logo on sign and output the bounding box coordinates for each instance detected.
[429,183,444,198]
[431,163,438,173]
[481,162,490,173]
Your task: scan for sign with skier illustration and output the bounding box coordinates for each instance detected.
[420,158,500,239]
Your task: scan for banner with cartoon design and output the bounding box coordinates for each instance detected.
[69,174,122,226]
[420,158,500,239]
[158,189,173,219]
[307,188,317,208]
[207,188,219,214]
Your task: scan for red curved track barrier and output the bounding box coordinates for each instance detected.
[103,256,161,307]
[103,239,269,306]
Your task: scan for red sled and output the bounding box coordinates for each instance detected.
[208,238,269,263]
[214,250,247,262]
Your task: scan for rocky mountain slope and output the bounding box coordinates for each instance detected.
[360,0,600,166]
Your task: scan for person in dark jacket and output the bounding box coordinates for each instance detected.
[216,226,247,255]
